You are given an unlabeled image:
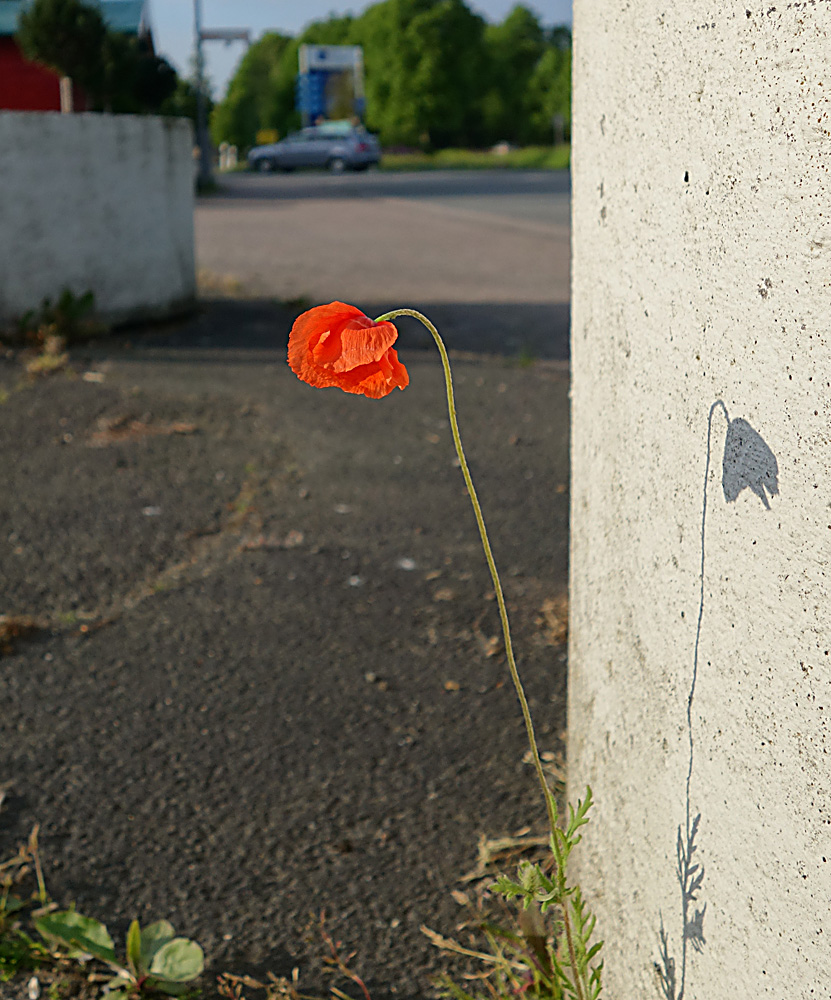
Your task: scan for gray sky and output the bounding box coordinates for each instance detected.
[150,1,573,99]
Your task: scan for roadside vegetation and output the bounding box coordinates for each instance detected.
[380,144,571,171]
[211,1,571,157]
[1,805,598,1000]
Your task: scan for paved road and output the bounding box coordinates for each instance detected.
[0,170,573,999]
[196,170,571,359]
[1,304,570,998]
[215,169,571,227]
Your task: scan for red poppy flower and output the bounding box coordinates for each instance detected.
[287,302,409,399]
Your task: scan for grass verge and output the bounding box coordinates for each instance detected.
[379,145,570,172]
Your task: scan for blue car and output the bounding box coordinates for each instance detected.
[248,121,381,173]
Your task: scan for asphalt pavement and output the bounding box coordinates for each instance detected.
[196,169,571,360]
[0,170,571,999]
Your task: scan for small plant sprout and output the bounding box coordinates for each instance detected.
[287,303,603,999]
[0,827,50,983]
[35,912,203,997]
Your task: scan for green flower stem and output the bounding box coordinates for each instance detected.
[377,309,589,1000]
[375,308,556,835]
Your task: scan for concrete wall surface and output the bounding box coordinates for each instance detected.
[569,3,831,997]
[0,112,194,325]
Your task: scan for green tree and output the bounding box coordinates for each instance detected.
[357,0,487,148]
[210,32,295,148]
[211,0,572,152]
[98,33,177,113]
[211,17,362,149]
[160,76,211,127]
[130,44,178,112]
[17,0,178,113]
[526,38,572,143]
[300,14,354,46]
[480,5,546,145]
[16,0,108,98]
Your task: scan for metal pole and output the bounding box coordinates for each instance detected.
[194,0,212,188]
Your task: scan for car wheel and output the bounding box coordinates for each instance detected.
[328,157,347,174]
[257,158,273,173]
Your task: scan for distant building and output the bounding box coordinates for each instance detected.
[0,0,152,111]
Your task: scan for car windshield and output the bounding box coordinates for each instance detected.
[315,121,354,137]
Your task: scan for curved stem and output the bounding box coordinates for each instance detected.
[377,308,589,1000]
[376,308,556,833]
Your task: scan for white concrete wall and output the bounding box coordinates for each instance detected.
[569,4,831,998]
[0,112,194,326]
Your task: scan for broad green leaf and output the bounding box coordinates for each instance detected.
[140,920,175,971]
[148,937,204,982]
[35,911,116,964]
[151,982,195,997]
[126,919,142,976]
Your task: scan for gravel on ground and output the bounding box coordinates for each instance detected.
[1,294,569,999]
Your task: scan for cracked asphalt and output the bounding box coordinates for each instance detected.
[0,170,571,999]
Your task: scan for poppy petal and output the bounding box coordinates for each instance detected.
[287,302,367,378]
[287,302,409,399]
[384,347,410,390]
[329,320,399,372]
[334,348,410,398]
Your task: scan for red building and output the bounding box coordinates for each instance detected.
[0,35,83,110]
[0,0,150,111]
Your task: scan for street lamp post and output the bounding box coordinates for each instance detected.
[193,0,213,188]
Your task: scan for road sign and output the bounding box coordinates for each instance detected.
[299,45,363,72]
[295,71,327,120]
[296,45,365,125]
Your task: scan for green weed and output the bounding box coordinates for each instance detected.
[16,289,102,350]
[0,830,203,999]
[428,791,602,1000]
[381,145,571,172]
[36,913,203,999]
[0,827,49,982]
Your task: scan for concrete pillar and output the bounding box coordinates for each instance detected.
[569,3,831,997]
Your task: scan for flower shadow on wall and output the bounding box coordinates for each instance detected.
[722,416,779,510]
[656,399,778,1000]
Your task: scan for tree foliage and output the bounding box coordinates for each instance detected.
[358,0,487,148]
[159,76,212,127]
[98,33,178,113]
[17,0,107,95]
[481,5,547,145]
[211,33,295,149]
[17,0,177,113]
[211,0,572,151]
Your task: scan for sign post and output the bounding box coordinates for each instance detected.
[296,45,365,125]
